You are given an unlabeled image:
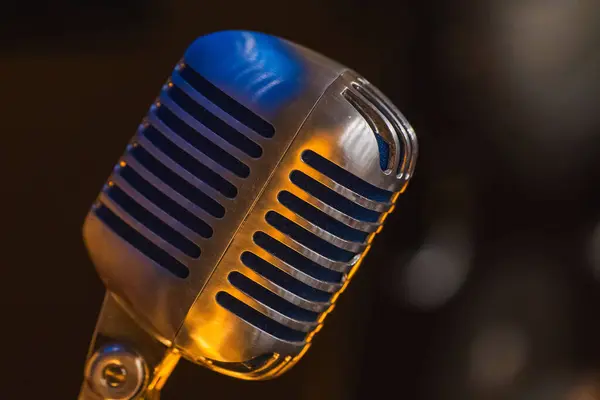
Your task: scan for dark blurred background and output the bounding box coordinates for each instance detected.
[2,0,600,399]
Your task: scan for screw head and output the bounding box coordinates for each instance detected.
[103,362,128,388]
[85,343,148,400]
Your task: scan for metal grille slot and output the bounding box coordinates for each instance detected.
[141,125,237,198]
[104,184,201,259]
[228,272,320,322]
[265,211,357,262]
[301,150,393,202]
[277,191,368,243]
[373,134,390,170]
[119,166,213,239]
[241,252,332,302]
[94,205,189,279]
[253,232,343,283]
[130,146,225,218]
[167,84,263,158]
[179,64,275,138]
[155,105,250,178]
[216,292,307,342]
[289,171,381,222]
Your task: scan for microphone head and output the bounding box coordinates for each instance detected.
[81,30,417,395]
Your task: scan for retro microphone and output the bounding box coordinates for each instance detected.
[79,30,418,399]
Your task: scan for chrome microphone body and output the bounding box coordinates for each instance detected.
[80,30,417,399]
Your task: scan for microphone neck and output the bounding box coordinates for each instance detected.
[78,293,180,400]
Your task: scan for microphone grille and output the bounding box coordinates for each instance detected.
[92,61,275,280]
[216,145,396,343]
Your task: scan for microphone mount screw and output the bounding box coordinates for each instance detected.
[102,363,128,388]
[85,343,148,400]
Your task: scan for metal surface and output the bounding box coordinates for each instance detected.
[83,31,344,342]
[80,30,417,397]
[175,70,417,376]
[79,294,166,400]
[84,343,148,400]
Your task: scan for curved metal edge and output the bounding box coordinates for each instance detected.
[341,71,419,185]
